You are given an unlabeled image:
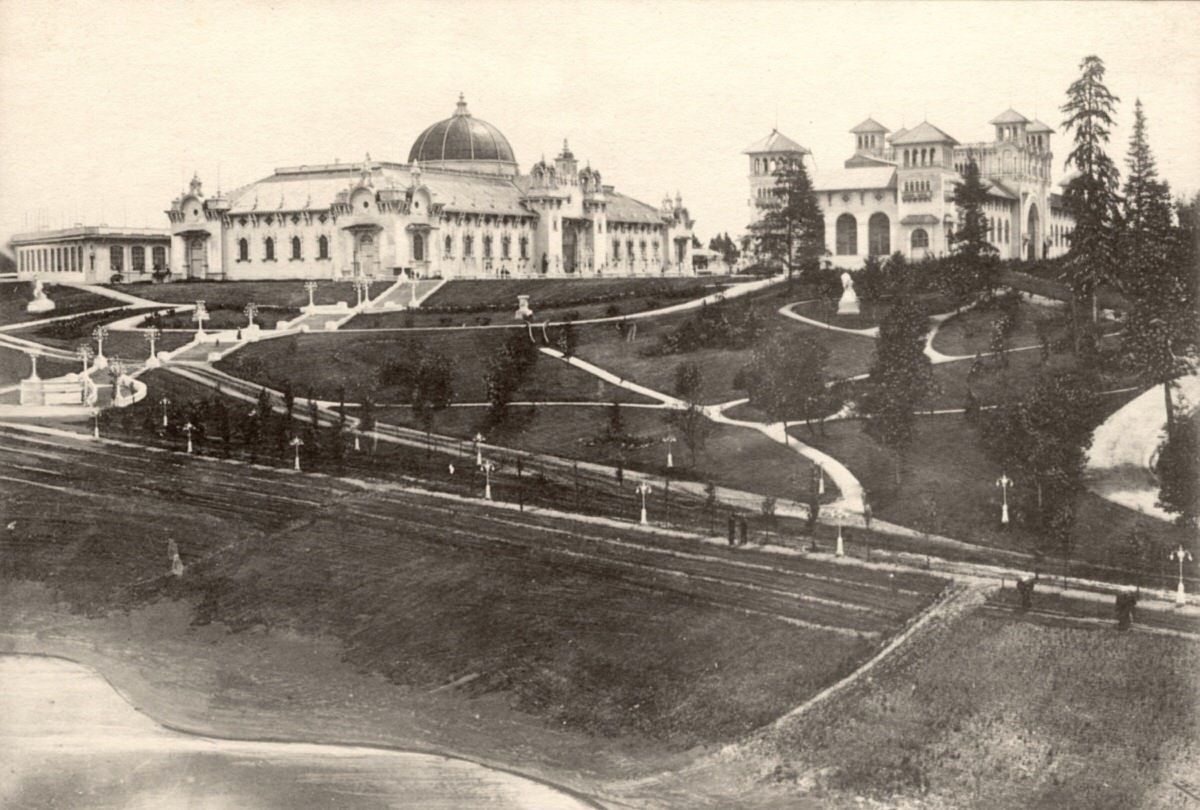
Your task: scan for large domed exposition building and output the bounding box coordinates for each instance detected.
[165,96,695,283]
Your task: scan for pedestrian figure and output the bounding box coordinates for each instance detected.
[738,515,748,546]
[863,501,872,531]
[448,462,455,476]
[615,466,624,488]
[727,513,736,546]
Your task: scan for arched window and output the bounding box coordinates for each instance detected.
[463,235,474,257]
[626,240,634,262]
[291,236,302,260]
[131,246,145,272]
[110,246,123,271]
[1004,221,1010,243]
[152,246,166,270]
[318,235,329,260]
[867,213,890,255]
[501,235,511,259]
[519,236,529,260]
[911,229,929,249]
[264,237,275,261]
[412,234,424,262]
[639,240,647,259]
[836,214,858,255]
[238,238,249,261]
[444,235,454,257]
[612,239,621,260]
[482,235,493,259]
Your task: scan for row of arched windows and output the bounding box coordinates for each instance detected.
[443,233,529,261]
[902,147,941,168]
[902,180,932,194]
[237,235,329,262]
[856,134,880,151]
[611,239,657,262]
[987,218,1011,244]
[835,213,891,256]
[1051,223,1073,247]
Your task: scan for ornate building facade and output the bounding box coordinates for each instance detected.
[746,109,1075,270]
[167,96,695,282]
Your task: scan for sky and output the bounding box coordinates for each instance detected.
[2,0,1198,249]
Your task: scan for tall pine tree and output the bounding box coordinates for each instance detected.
[1120,101,1197,430]
[947,155,1000,306]
[1060,55,1121,328]
[749,157,824,281]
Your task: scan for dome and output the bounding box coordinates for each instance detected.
[408,95,517,176]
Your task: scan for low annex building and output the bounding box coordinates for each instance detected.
[167,96,696,282]
[10,226,171,284]
[746,109,1076,269]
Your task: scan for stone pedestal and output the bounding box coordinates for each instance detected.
[837,288,860,316]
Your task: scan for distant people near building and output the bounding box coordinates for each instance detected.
[744,109,1075,270]
[166,96,697,284]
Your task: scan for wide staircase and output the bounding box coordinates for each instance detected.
[363,279,445,311]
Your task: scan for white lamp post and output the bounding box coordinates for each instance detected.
[78,344,93,373]
[193,300,209,336]
[244,302,259,329]
[92,326,109,368]
[636,481,652,525]
[1170,545,1194,607]
[481,459,496,500]
[473,432,485,467]
[663,435,676,468]
[144,328,161,367]
[303,281,318,311]
[160,396,171,428]
[818,467,826,496]
[182,421,195,454]
[290,436,304,471]
[997,473,1013,526]
[92,408,100,440]
[836,523,845,557]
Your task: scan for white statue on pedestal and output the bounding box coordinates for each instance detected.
[26,279,56,314]
[837,270,860,315]
[515,294,533,320]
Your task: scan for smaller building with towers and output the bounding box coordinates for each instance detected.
[745,108,1075,270]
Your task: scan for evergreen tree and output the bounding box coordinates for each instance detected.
[745,332,833,441]
[664,362,711,465]
[1120,104,1197,430]
[981,372,1099,566]
[749,157,824,281]
[1155,411,1200,531]
[412,352,454,454]
[947,155,1000,306]
[860,298,934,483]
[1060,55,1122,329]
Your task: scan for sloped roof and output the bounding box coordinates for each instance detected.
[1027,119,1055,134]
[984,180,1018,200]
[815,165,897,192]
[990,108,1031,125]
[606,192,666,225]
[226,164,532,217]
[845,153,897,169]
[743,129,810,155]
[890,127,908,142]
[889,121,958,145]
[850,117,890,134]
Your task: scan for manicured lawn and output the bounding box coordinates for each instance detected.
[574,308,877,403]
[797,410,1189,588]
[143,306,298,330]
[110,280,361,308]
[377,403,833,502]
[0,282,121,326]
[422,277,730,311]
[1001,268,1129,311]
[752,609,1200,809]
[17,309,191,359]
[216,330,655,404]
[0,345,78,386]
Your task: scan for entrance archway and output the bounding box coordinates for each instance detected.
[562,222,578,273]
[1026,204,1041,260]
[187,238,207,279]
[354,232,379,277]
